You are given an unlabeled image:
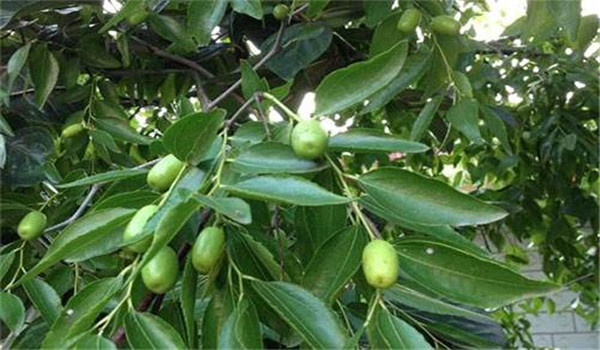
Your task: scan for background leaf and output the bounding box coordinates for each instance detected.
[125,311,187,349]
[28,45,59,107]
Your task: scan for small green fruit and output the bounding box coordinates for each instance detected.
[430,15,461,36]
[126,10,149,26]
[18,211,47,240]
[192,227,225,274]
[397,9,422,33]
[146,154,185,191]
[273,4,290,20]
[123,204,159,253]
[61,124,85,138]
[291,120,328,160]
[362,240,399,289]
[141,246,178,294]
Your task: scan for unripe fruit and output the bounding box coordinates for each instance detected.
[192,226,225,273]
[61,124,85,138]
[141,246,178,294]
[273,4,290,20]
[290,120,328,160]
[123,205,159,253]
[126,10,149,26]
[362,240,399,289]
[146,154,185,191]
[18,211,47,240]
[397,9,422,33]
[430,15,461,36]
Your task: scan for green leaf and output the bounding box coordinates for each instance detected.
[481,106,513,154]
[7,43,30,89]
[251,281,349,349]
[71,333,116,350]
[148,14,188,43]
[360,48,432,115]
[93,190,158,211]
[180,256,197,348]
[229,227,281,280]
[191,194,251,224]
[22,278,62,325]
[446,98,482,143]
[125,311,187,349]
[231,142,327,174]
[369,11,405,56]
[358,167,507,226]
[203,288,235,349]
[218,297,263,349]
[385,283,493,322]
[364,0,394,28]
[328,129,429,153]
[222,175,351,206]
[42,277,122,348]
[395,238,560,308]
[366,304,432,349]
[230,0,263,19]
[90,130,120,153]
[303,226,367,303]
[315,41,408,116]
[0,292,25,333]
[306,0,330,18]
[240,60,268,99]
[410,95,443,141]
[163,109,225,165]
[0,113,15,136]
[95,117,153,145]
[0,251,15,280]
[98,0,145,33]
[28,45,59,107]
[56,169,147,188]
[19,208,135,283]
[263,23,332,81]
[187,0,228,46]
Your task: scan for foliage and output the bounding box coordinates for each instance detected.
[0,0,597,349]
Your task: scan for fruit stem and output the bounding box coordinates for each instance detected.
[261,92,303,122]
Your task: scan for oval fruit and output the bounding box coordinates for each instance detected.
[141,246,178,294]
[362,240,399,289]
[273,4,290,20]
[192,226,225,274]
[61,124,85,138]
[430,15,461,36]
[123,204,159,253]
[397,9,422,33]
[146,154,185,192]
[18,211,47,240]
[290,120,328,160]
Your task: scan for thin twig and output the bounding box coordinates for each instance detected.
[193,72,211,110]
[43,183,101,233]
[226,97,256,128]
[207,21,287,110]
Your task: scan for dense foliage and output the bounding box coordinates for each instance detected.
[1,0,598,349]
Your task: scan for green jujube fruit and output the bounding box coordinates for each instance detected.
[290,120,328,160]
[272,4,290,20]
[192,227,225,273]
[141,246,178,294]
[61,124,85,138]
[397,9,422,33]
[17,210,47,240]
[430,15,461,36]
[123,204,159,253]
[146,154,185,191]
[362,240,399,289]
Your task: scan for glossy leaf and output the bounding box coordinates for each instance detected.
[218,297,263,349]
[366,304,432,349]
[230,0,263,19]
[19,208,135,282]
[163,109,225,165]
[95,117,153,145]
[56,169,147,188]
[395,238,559,308]
[203,288,235,349]
[180,256,197,348]
[251,281,349,349]
[328,129,429,153]
[231,142,327,174]
[228,227,281,280]
[125,311,187,349]
[0,251,15,280]
[7,42,30,88]
[93,190,158,211]
[28,45,59,107]
[446,98,482,143]
[222,175,351,206]
[71,334,116,350]
[358,168,507,226]
[0,292,25,332]
[191,194,251,224]
[22,278,62,325]
[369,11,405,56]
[42,277,122,348]
[240,60,267,99]
[303,227,367,303]
[315,41,408,116]
[187,0,228,46]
